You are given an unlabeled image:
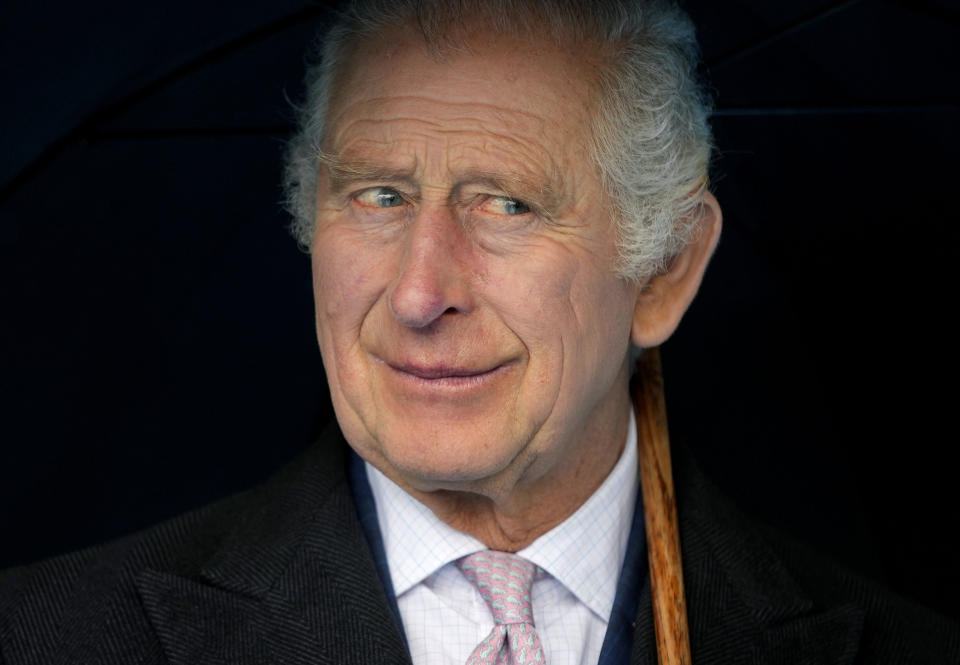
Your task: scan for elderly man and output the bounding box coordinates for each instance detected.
[0,0,956,663]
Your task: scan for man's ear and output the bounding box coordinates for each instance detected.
[630,191,722,348]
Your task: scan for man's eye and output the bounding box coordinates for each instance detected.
[355,187,404,208]
[486,196,531,216]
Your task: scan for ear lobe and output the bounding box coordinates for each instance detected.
[630,191,722,348]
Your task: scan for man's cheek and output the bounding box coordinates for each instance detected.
[499,257,578,326]
[313,249,384,327]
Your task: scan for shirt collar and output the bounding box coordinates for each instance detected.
[366,462,486,597]
[519,410,638,621]
[365,408,639,622]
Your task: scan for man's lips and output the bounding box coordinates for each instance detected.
[375,357,515,390]
[387,362,502,380]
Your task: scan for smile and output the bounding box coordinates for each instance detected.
[381,359,514,390]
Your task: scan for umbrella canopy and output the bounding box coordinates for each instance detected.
[1,0,957,620]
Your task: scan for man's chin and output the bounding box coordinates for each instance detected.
[369,430,532,493]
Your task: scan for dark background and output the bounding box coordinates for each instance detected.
[2,0,958,621]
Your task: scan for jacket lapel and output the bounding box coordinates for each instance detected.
[133,423,865,664]
[629,442,865,665]
[136,429,411,665]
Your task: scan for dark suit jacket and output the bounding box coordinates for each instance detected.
[1,425,957,664]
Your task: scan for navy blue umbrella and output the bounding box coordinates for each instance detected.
[2,0,957,619]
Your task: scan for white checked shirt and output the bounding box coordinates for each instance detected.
[365,411,639,665]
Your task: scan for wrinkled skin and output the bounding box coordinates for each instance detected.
[310,28,720,548]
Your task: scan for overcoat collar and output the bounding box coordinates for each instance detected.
[629,441,865,664]
[136,425,411,665]
[137,426,864,665]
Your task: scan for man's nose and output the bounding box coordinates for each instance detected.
[388,205,475,329]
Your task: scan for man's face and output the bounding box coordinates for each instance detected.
[311,30,639,497]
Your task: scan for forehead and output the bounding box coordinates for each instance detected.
[324,27,602,169]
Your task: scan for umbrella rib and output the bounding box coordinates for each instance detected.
[0,4,331,206]
[706,0,863,71]
[713,103,959,117]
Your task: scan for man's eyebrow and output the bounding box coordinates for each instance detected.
[318,152,566,213]
[318,151,418,193]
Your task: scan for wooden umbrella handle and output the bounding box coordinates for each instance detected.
[633,347,692,665]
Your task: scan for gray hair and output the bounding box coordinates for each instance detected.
[283,0,713,284]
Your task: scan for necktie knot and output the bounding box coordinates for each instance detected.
[456,551,547,664]
[456,550,537,625]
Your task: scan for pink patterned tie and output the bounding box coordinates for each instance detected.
[456,551,547,665]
